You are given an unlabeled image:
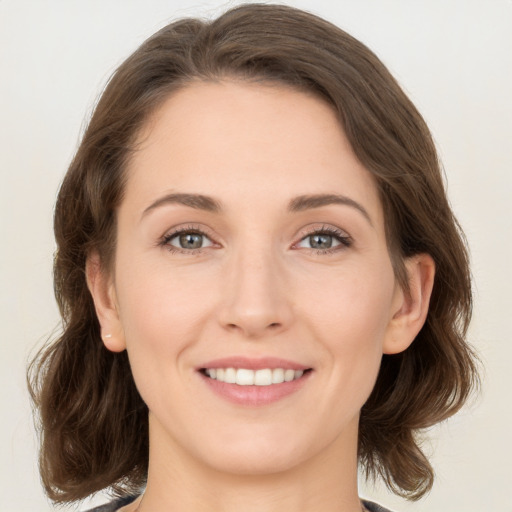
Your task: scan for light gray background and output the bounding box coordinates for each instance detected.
[1,1,511,510]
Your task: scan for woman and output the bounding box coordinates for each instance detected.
[28,4,478,511]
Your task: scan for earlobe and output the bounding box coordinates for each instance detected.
[85,251,126,353]
[383,254,435,355]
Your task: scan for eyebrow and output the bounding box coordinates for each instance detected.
[288,194,373,225]
[141,192,372,225]
[142,192,222,218]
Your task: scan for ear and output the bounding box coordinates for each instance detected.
[383,254,435,355]
[85,251,126,352]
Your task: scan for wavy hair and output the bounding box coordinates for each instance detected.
[28,3,478,503]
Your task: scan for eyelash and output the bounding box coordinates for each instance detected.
[159,224,352,255]
[159,225,215,255]
[296,225,353,255]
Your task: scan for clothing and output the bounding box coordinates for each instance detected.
[84,496,394,511]
[363,499,395,512]
[84,495,138,511]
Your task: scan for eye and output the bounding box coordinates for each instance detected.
[163,229,214,251]
[295,227,352,252]
[299,233,339,250]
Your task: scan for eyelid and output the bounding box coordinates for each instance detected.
[158,223,352,255]
[159,224,220,253]
[292,224,353,252]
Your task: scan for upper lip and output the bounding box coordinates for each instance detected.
[198,356,311,371]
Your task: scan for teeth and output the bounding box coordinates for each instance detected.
[284,369,295,382]
[272,368,284,384]
[204,367,307,386]
[225,368,236,384]
[236,368,255,385]
[254,369,272,386]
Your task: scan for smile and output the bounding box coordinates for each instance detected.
[198,357,313,405]
[202,368,307,386]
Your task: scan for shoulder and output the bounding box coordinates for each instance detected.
[83,495,138,512]
[363,500,396,512]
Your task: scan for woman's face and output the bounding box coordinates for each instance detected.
[102,81,411,475]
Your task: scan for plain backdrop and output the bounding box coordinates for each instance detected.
[1,1,511,511]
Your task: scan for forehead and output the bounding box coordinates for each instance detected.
[123,80,382,224]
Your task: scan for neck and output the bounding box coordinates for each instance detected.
[136,415,363,512]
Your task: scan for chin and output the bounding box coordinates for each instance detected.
[191,425,325,477]
[205,445,307,476]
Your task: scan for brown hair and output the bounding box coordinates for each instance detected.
[28,3,479,503]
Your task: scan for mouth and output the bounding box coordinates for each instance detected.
[197,358,313,406]
[200,367,312,386]
[197,356,313,405]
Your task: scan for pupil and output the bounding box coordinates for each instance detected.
[310,234,332,249]
[180,233,202,249]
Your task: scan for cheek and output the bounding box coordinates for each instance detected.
[112,257,215,385]
[301,260,396,344]
[115,252,216,337]
[112,254,228,410]
[112,264,212,416]
[298,262,396,396]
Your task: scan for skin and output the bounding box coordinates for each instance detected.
[87,81,434,512]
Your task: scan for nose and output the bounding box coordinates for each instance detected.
[217,247,293,339]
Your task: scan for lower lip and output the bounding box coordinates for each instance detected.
[200,372,312,406]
